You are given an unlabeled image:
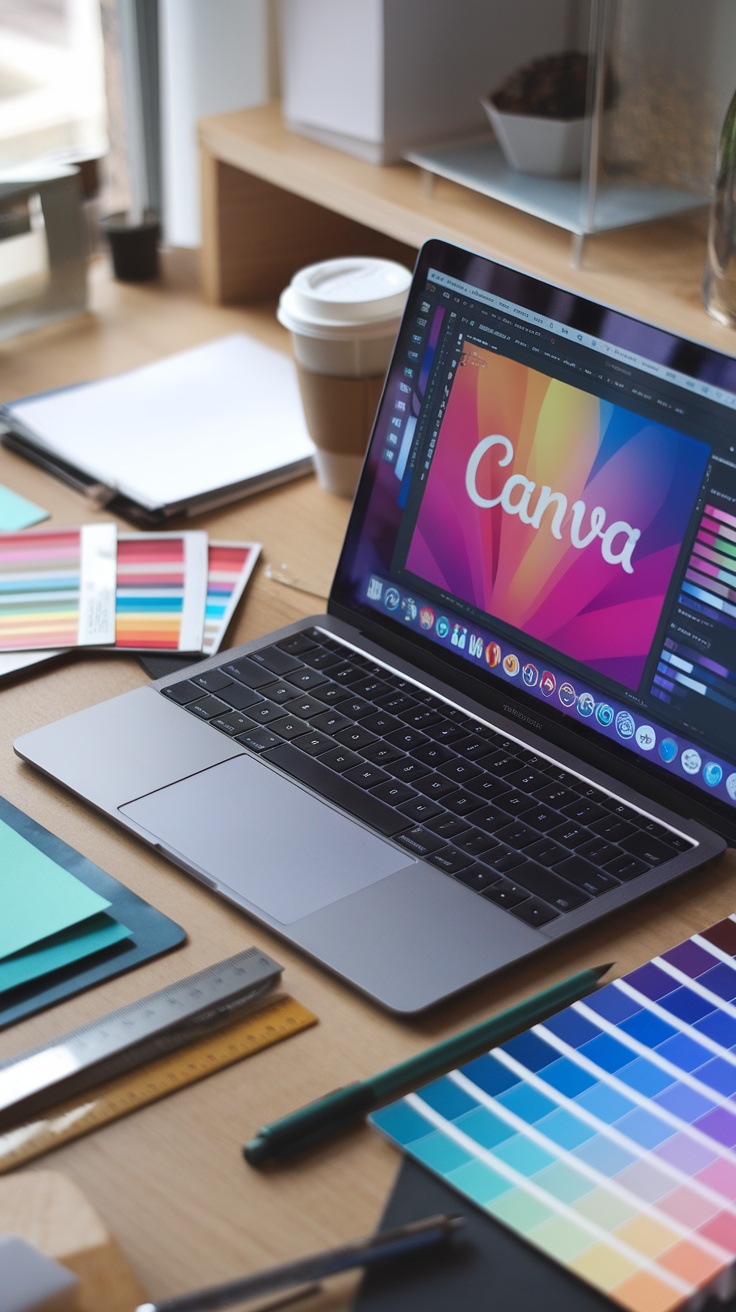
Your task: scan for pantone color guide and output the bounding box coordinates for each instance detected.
[0,524,116,650]
[372,919,736,1312]
[201,541,260,656]
[113,532,208,652]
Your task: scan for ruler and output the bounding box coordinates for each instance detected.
[0,994,317,1172]
[0,948,284,1129]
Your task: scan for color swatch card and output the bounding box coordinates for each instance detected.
[113,532,208,652]
[0,524,116,650]
[202,540,261,656]
[372,919,736,1312]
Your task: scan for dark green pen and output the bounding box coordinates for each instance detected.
[244,961,612,1166]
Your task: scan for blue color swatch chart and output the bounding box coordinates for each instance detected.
[372,918,736,1312]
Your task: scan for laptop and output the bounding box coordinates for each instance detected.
[15,239,736,1014]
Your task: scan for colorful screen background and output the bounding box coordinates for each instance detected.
[404,346,710,689]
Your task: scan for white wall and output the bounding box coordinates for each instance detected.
[159,0,273,247]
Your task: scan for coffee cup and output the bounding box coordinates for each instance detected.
[278,256,412,496]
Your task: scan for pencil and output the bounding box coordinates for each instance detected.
[136,1212,465,1312]
[244,962,613,1166]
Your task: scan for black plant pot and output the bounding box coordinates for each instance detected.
[100,210,160,282]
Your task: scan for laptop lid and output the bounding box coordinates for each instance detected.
[329,238,736,844]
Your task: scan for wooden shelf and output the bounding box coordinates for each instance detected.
[198,102,736,355]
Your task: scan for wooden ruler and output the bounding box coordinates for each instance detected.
[0,995,316,1173]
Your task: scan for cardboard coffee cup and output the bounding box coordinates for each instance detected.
[278,256,412,496]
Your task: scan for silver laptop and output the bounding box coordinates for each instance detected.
[15,240,734,1014]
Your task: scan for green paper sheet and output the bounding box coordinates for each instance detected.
[0,816,111,959]
[0,912,132,994]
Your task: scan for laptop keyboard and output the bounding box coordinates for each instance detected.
[159,627,694,930]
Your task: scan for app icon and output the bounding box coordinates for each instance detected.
[578,692,595,718]
[522,663,539,687]
[401,596,418,623]
[367,576,383,602]
[635,725,656,751]
[503,654,520,677]
[451,624,467,650]
[614,710,635,738]
[703,761,723,787]
[384,586,400,611]
[595,703,614,727]
[659,738,678,763]
[485,641,502,668]
[436,615,450,638]
[558,682,576,708]
[540,671,556,697]
[727,773,736,801]
[681,748,702,775]
[419,607,435,631]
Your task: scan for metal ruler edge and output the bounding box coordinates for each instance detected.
[0,994,317,1173]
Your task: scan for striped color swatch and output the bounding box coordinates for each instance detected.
[372,919,736,1312]
[0,524,116,650]
[201,540,260,656]
[114,532,208,652]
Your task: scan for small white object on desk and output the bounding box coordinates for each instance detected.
[1,1234,79,1312]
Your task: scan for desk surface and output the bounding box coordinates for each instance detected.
[1,252,736,1310]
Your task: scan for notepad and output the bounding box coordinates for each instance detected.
[372,919,736,1312]
[1,334,315,522]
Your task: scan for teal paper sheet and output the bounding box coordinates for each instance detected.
[0,815,111,958]
[0,794,185,1028]
[0,913,132,994]
[0,484,49,530]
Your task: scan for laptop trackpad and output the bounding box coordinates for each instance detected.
[120,753,411,925]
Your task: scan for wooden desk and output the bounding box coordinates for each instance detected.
[1,252,736,1311]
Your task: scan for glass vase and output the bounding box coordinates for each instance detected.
[703,88,736,327]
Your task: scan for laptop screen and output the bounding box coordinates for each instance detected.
[330,239,736,837]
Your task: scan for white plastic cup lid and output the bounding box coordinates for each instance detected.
[278,256,412,340]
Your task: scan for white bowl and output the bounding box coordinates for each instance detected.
[482,97,588,178]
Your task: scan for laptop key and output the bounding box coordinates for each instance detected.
[192,669,233,694]
[394,827,447,856]
[398,795,444,823]
[482,879,530,908]
[292,730,334,756]
[216,683,263,711]
[427,847,475,874]
[187,696,229,721]
[455,866,500,892]
[222,657,275,689]
[162,680,200,705]
[510,897,560,928]
[620,832,680,864]
[250,645,303,674]
[506,860,590,911]
[344,762,390,789]
[372,779,416,806]
[604,853,648,881]
[265,742,412,837]
[210,711,252,736]
[236,727,282,752]
[276,633,318,656]
[552,856,620,896]
[426,813,473,841]
[284,668,329,691]
[320,747,362,773]
[362,740,404,766]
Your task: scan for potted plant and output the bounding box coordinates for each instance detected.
[481,51,593,178]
